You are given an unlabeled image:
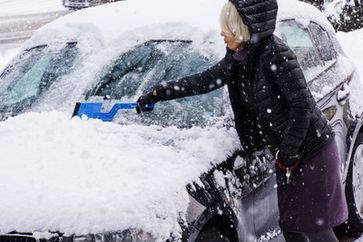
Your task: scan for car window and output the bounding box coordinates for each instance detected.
[308,22,335,65]
[277,20,324,81]
[0,45,46,93]
[0,42,79,119]
[305,22,342,99]
[86,40,223,128]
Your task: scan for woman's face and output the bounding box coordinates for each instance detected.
[221,32,242,51]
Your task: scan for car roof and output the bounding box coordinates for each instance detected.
[23,0,340,115]
[23,0,335,50]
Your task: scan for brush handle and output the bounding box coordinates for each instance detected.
[73,102,155,122]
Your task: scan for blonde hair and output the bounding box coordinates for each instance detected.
[220,2,250,43]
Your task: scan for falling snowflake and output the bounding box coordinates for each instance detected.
[270,64,277,71]
[316,218,324,226]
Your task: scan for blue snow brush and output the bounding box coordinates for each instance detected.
[72,102,154,122]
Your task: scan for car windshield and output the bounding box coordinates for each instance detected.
[0,42,79,119]
[277,20,325,82]
[86,40,224,128]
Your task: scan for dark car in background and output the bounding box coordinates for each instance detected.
[0,0,362,241]
[62,0,121,10]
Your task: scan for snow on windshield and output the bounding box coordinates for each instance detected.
[0,111,240,238]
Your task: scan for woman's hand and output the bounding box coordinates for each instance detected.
[136,92,156,113]
[275,150,301,171]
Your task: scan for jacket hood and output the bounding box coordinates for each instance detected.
[230,0,278,44]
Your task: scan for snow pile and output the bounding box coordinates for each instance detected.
[337,29,363,115]
[337,29,363,77]
[324,0,346,21]
[324,0,362,31]
[0,111,240,239]
[0,0,66,16]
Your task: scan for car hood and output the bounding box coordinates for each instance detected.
[0,111,240,238]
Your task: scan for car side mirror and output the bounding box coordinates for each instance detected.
[337,82,351,105]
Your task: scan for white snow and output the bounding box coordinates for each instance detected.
[23,0,226,49]
[0,9,240,239]
[0,0,66,16]
[21,0,333,50]
[0,111,240,239]
[277,0,336,33]
[0,0,363,239]
[336,29,363,116]
[337,29,363,78]
[0,47,19,72]
[0,0,65,71]
[356,234,363,242]
[324,0,346,22]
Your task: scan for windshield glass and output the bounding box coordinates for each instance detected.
[86,40,223,128]
[0,42,79,119]
[277,20,324,82]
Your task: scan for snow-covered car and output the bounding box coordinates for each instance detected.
[0,0,362,241]
[62,0,120,10]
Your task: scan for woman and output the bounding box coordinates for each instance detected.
[136,0,348,241]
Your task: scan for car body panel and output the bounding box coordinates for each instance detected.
[62,0,119,9]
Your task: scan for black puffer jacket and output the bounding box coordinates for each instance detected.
[146,0,334,161]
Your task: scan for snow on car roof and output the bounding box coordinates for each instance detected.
[277,0,335,32]
[24,0,335,49]
[24,0,226,50]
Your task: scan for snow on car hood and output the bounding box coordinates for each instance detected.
[0,111,240,238]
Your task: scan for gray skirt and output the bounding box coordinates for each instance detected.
[276,139,349,232]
